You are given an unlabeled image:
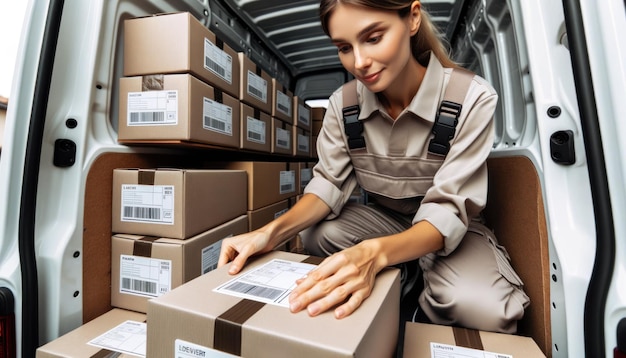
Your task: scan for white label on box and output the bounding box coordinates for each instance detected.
[430,342,513,358]
[279,170,295,194]
[247,70,268,103]
[88,320,146,357]
[298,104,311,126]
[215,259,316,307]
[246,116,266,144]
[297,133,309,152]
[202,236,230,275]
[204,38,233,84]
[300,168,312,187]
[127,90,178,126]
[121,184,174,225]
[275,127,291,150]
[176,339,238,358]
[203,98,233,135]
[276,91,292,116]
[120,255,172,298]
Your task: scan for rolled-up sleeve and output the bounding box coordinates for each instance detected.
[304,89,358,218]
[414,82,498,255]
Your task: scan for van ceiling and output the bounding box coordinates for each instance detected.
[217,0,466,78]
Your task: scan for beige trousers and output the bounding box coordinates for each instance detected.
[300,202,530,333]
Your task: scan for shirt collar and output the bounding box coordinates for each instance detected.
[357,52,446,123]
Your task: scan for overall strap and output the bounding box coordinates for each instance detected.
[428,68,475,156]
[341,80,364,149]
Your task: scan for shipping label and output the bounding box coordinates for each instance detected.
[203,97,233,136]
[247,70,267,103]
[246,116,266,144]
[120,255,172,298]
[204,38,233,84]
[127,90,178,126]
[275,127,291,150]
[298,104,311,126]
[297,133,309,152]
[430,342,512,358]
[176,339,238,358]
[276,91,292,116]
[279,170,295,194]
[88,320,146,357]
[121,184,174,225]
[201,236,230,275]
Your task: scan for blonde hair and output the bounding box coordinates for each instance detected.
[319,0,458,68]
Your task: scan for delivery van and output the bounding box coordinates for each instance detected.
[1,0,625,357]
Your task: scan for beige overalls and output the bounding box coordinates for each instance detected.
[301,52,529,333]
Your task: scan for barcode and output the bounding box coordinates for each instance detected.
[203,264,217,274]
[205,56,226,77]
[204,116,226,131]
[248,84,264,100]
[277,139,289,148]
[224,282,284,301]
[129,111,165,123]
[278,103,289,114]
[122,278,157,295]
[248,131,262,141]
[281,184,294,192]
[298,143,308,151]
[123,206,161,220]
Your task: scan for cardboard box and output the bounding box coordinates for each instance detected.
[146,251,400,358]
[293,127,311,158]
[112,168,246,239]
[212,161,297,210]
[311,107,326,121]
[118,74,240,148]
[272,78,293,123]
[239,53,272,114]
[403,322,546,357]
[111,215,248,313]
[240,102,271,153]
[36,309,146,358]
[271,118,293,155]
[247,199,289,232]
[293,96,312,131]
[123,12,240,98]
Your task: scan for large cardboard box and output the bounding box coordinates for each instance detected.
[123,12,240,98]
[271,117,293,156]
[247,199,289,232]
[240,102,271,153]
[214,161,297,210]
[293,96,312,131]
[238,53,273,114]
[272,78,293,123]
[36,309,146,358]
[403,322,546,357]
[118,73,240,148]
[112,168,246,239]
[111,215,248,313]
[293,127,311,158]
[146,251,400,358]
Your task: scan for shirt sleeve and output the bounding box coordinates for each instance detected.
[414,79,498,255]
[303,88,359,218]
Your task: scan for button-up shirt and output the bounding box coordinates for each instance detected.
[304,53,498,255]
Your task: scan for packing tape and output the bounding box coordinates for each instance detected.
[137,170,155,185]
[452,326,484,351]
[132,236,160,258]
[141,74,165,92]
[213,255,324,355]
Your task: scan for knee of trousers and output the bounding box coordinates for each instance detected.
[418,273,529,334]
[300,221,357,257]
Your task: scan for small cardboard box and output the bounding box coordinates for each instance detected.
[123,12,240,98]
[238,53,272,114]
[271,117,293,156]
[272,78,293,123]
[247,199,289,231]
[146,251,400,358]
[293,96,312,131]
[403,322,546,357]
[293,127,311,158]
[240,102,271,153]
[213,161,297,211]
[35,308,146,358]
[111,215,248,313]
[118,73,240,148]
[112,168,246,239]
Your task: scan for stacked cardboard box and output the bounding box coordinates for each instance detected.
[119,12,241,149]
[146,251,401,358]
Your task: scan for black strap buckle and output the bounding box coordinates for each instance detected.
[343,105,365,149]
[428,100,462,156]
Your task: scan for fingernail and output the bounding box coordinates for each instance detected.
[308,304,319,316]
[335,308,345,319]
[290,301,300,312]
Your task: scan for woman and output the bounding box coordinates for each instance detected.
[218,0,529,333]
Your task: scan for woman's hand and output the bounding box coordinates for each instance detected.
[217,230,273,275]
[288,240,385,319]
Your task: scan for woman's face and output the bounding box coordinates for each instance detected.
[328,2,420,93]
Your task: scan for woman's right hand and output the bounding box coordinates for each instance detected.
[217,230,273,274]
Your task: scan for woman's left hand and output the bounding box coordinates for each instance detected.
[288,241,384,319]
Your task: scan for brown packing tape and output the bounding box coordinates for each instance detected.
[215,88,223,104]
[452,326,484,351]
[141,74,165,91]
[216,37,224,50]
[212,255,323,355]
[132,236,160,257]
[254,108,260,119]
[137,170,155,185]
[255,65,262,77]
